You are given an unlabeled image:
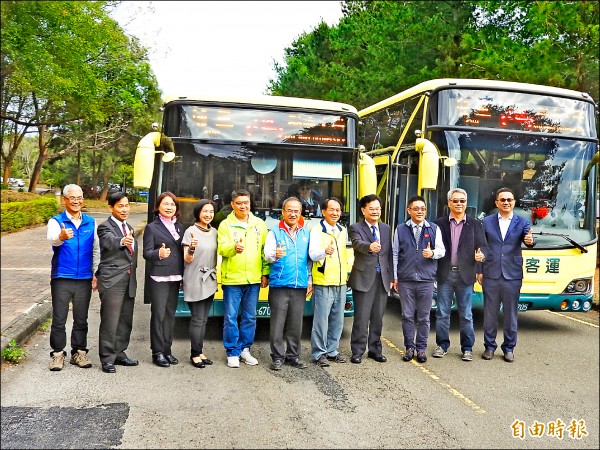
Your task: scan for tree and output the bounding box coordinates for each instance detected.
[268,1,599,108]
[0,1,161,191]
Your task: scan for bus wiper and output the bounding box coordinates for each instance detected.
[533,231,588,254]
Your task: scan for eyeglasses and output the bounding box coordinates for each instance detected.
[284,209,301,215]
[66,196,83,202]
[497,198,515,203]
[451,199,467,204]
[365,207,381,212]
[410,207,427,212]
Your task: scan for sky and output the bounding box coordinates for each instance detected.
[111,1,344,98]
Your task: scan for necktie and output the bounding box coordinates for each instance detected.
[371,225,381,273]
[414,224,422,249]
[122,223,134,255]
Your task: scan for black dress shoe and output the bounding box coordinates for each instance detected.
[367,352,387,363]
[101,362,116,373]
[190,357,205,369]
[201,358,213,365]
[165,354,179,365]
[350,355,362,364]
[152,352,170,367]
[114,357,139,366]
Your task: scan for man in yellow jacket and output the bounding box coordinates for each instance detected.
[308,197,349,367]
[217,189,269,368]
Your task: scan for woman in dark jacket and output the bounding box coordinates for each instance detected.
[143,192,184,367]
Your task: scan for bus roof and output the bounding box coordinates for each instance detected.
[163,94,358,114]
[358,78,595,116]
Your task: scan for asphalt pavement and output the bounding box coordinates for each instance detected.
[0,212,146,361]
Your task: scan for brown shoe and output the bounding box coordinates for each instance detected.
[503,351,515,363]
[482,349,494,360]
[49,351,65,371]
[70,350,92,368]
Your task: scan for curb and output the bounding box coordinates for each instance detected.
[1,299,52,363]
[0,223,146,363]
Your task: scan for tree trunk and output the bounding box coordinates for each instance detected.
[28,124,48,193]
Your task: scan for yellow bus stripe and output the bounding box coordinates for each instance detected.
[381,337,487,414]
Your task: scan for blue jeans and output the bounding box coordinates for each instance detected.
[222,284,260,357]
[310,285,345,361]
[435,271,475,353]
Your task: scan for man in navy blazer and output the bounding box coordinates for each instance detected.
[479,188,535,363]
[348,194,393,364]
[434,188,487,362]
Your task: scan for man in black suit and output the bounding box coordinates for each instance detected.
[348,194,393,364]
[433,188,487,362]
[96,192,139,373]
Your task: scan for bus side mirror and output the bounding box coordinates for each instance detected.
[133,132,175,188]
[416,138,439,193]
[358,151,376,199]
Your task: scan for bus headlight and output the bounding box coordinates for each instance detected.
[562,278,591,295]
[571,300,580,310]
[582,301,591,311]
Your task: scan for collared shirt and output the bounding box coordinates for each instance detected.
[449,215,465,266]
[365,220,380,239]
[110,215,135,252]
[498,212,514,240]
[153,214,182,282]
[47,211,100,273]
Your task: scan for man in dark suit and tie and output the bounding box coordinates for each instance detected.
[348,194,393,364]
[96,191,139,373]
[479,187,535,363]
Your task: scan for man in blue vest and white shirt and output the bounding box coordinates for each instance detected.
[393,195,445,363]
[264,196,312,370]
[47,184,99,371]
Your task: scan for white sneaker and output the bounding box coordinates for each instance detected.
[240,348,258,366]
[227,356,240,368]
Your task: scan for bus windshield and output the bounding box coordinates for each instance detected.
[157,101,358,231]
[437,131,597,247]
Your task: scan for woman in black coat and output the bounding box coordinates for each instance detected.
[143,192,184,367]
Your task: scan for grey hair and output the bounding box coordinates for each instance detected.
[63,184,83,197]
[447,188,467,201]
[282,196,302,210]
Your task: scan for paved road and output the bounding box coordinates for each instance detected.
[0,212,146,354]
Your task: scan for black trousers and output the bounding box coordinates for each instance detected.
[350,273,387,357]
[98,275,135,363]
[148,279,179,355]
[50,278,92,354]
[188,296,214,357]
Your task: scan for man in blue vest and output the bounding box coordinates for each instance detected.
[393,195,445,363]
[47,184,99,371]
[264,196,312,370]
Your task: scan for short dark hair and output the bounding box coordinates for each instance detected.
[358,194,382,209]
[495,187,515,200]
[153,191,180,219]
[321,197,342,211]
[231,189,251,200]
[193,199,216,222]
[108,191,128,207]
[407,195,425,208]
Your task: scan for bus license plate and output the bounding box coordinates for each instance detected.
[256,306,271,317]
[517,303,529,311]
